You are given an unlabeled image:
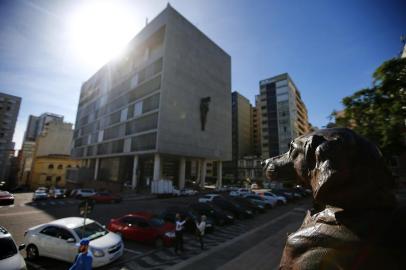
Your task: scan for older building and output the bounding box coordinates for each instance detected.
[259,73,311,158]
[23,113,63,142]
[70,5,231,191]
[29,121,79,189]
[0,92,21,184]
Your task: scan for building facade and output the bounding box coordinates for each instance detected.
[29,121,79,189]
[24,113,64,142]
[71,5,231,191]
[0,93,21,184]
[259,73,311,158]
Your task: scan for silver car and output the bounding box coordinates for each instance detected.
[0,226,26,270]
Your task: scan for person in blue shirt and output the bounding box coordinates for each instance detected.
[69,238,93,270]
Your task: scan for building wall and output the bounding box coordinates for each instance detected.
[35,122,73,157]
[30,156,80,189]
[157,6,232,160]
[259,73,311,158]
[0,93,21,181]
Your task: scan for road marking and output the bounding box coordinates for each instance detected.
[124,248,143,255]
[0,210,42,217]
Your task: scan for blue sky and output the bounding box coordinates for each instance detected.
[1,0,405,150]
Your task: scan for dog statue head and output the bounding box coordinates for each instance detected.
[263,128,396,210]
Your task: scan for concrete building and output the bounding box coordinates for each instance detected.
[251,95,262,156]
[259,73,311,158]
[70,5,231,191]
[0,93,21,184]
[24,113,64,142]
[29,121,79,189]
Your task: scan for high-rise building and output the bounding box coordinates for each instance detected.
[24,113,64,142]
[251,95,261,156]
[231,92,252,161]
[0,93,21,183]
[258,73,311,158]
[70,5,231,191]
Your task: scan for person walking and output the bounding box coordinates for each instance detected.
[195,215,207,250]
[69,238,93,270]
[174,213,186,254]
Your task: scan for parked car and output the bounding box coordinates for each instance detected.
[229,188,252,197]
[243,194,276,208]
[160,207,215,233]
[189,203,234,226]
[0,191,14,205]
[90,192,122,204]
[198,193,221,203]
[74,188,96,199]
[0,226,26,270]
[255,191,287,205]
[48,188,65,199]
[24,217,123,268]
[32,191,48,201]
[35,187,48,193]
[108,212,175,247]
[212,197,254,219]
[230,196,266,214]
[180,188,198,196]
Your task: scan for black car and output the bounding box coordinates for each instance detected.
[160,206,215,233]
[231,196,266,214]
[212,197,254,219]
[189,203,235,226]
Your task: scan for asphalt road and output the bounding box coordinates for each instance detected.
[0,192,311,270]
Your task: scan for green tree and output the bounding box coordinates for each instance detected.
[333,57,406,158]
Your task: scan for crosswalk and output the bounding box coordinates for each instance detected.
[0,199,79,209]
[107,223,249,270]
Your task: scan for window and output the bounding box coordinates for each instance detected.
[56,176,61,182]
[0,237,17,260]
[58,228,74,240]
[67,165,72,168]
[46,176,52,182]
[134,101,143,117]
[57,164,63,170]
[40,226,59,237]
[48,164,54,169]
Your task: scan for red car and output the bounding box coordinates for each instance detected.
[0,191,14,205]
[108,212,175,247]
[89,191,122,203]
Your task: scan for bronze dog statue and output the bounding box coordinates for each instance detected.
[263,128,405,270]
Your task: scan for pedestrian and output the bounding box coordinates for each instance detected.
[69,238,93,270]
[195,215,207,250]
[174,213,186,254]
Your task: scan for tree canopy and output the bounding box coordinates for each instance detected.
[333,57,406,157]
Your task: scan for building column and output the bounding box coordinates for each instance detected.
[216,161,222,188]
[131,155,139,189]
[200,159,207,187]
[94,158,100,181]
[196,160,201,184]
[178,157,186,189]
[153,154,161,181]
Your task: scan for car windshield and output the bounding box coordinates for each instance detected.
[149,217,165,227]
[0,237,17,260]
[73,222,108,241]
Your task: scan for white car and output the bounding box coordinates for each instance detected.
[75,188,96,198]
[180,188,198,196]
[198,194,221,203]
[255,191,287,205]
[24,217,123,268]
[229,188,252,197]
[32,191,48,201]
[35,187,48,193]
[49,188,65,199]
[0,226,27,270]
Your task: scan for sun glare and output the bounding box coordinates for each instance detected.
[68,1,140,70]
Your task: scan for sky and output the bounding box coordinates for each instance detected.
[0,0,405,150]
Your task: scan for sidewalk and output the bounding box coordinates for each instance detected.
[168,207,307,270]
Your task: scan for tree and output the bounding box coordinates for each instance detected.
[333,57,406,158]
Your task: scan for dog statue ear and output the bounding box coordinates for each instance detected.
[304,135,326,171]
[311,137,345,204]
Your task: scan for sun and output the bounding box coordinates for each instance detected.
[68,1,141,70]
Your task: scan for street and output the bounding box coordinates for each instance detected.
[0,193,311,270]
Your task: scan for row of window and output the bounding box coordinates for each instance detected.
[44,175,62,182]
[47,164,78,170]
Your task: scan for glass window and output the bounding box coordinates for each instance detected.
[134,101,142,117]
[48,164,54,169]
[57,228,74,240]
[0,237,17,260]
[57,164,63,170]
[73,222,108,240]
[131,132,157,151]
[125,113,158,135]
[46,176,52,182]
[40,226,59,237]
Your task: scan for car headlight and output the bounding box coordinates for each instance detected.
[91,247,105,257]
[258,205,264,209]
[227,215,234,219]
[246,210,252,214]
[165,231,175,238]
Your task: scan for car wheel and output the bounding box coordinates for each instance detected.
[155,238,164,248]
[26,244,39,260]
